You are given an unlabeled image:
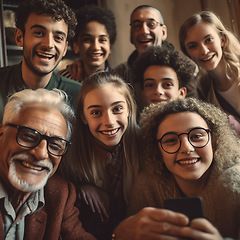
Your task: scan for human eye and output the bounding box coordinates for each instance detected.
[90,109,102,117]
[190,129,207,142]
[131,21,141,30]
[161,134,178,146]
[187,43,197,50]
[33,31,44,37]
[113,105,123,113]
[99,37,109,43]
[54,34,65,43]
[205,36,214,43]
[144,81,154,88]
[81,37,91,43]
[49,138,65,151]
[163,81,174,88]
[19,129,39,143]
[147,20,157,28]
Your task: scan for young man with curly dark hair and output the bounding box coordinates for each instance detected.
[59,4,117,82]
[0,0,80,122]
[132,46,197,117]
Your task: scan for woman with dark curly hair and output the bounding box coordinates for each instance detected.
[59,5,117,82]
[128,98,240,239]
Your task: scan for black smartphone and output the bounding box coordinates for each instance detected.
[164,197,204,221]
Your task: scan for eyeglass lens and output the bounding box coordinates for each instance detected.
[131,19,160,31]
[17,127,67,156]
[160,128,210,154]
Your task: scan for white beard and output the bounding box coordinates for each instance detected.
[8,153,53,192]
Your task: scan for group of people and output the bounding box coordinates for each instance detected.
[0,0,240,240]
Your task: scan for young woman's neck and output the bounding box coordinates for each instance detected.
[175,170,210,197]
[209,59,234,91]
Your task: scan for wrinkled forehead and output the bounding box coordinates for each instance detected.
[131,7,162,23]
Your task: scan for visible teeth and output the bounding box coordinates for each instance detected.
[22,161,43,171]
[202,55,214,62]
[91,53,102,57]
[178,159,198,166]
[37,52,54,59]
[101,129,118,135]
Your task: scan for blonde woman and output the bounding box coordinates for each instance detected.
[179,11,240,130]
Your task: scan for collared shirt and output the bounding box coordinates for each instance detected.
[0,62,82,122]
[0,182,45,240]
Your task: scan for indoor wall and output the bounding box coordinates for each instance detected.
[106,0,238,68]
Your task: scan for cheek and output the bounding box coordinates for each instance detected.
[50,157,62,175]
[79,44,89,54]
[84,117,98,132]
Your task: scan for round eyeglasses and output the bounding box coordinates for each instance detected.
[157,127,211,154]
[130,19,163,32]
[6,123,71,156]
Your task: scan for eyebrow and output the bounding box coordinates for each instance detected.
[87,101,126,110]
[80,33,109,38]
[30,24,67,38]
[144,77,175,82]
[132,18,158,23]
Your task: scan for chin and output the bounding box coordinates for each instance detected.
[8,163,51,192]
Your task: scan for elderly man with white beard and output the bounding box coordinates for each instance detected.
[0,88,96,240]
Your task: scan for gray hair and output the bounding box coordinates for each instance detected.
[3,88,75,140]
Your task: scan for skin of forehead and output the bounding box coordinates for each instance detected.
[131,7,163,23]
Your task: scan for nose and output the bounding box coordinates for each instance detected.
[103,112,115,126]
[139,22,150,34]
[155,84,163,95]
[29,139,49,160]
[41,34,54,49]
[199,43,209,55]
[92,39,100,50]
[179,135,195,153]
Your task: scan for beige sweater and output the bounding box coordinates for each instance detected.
[128,161,240,239]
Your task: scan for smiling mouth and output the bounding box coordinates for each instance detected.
[177,158,199,166]
[100,128,120,136]
[139,39,152,44]
[21,161,49,172]
[201,54,215,62]
[36,51,55,60]
[89,53,104,58]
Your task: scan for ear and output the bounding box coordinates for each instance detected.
[73,41,80,54]
[178,87,187,99]
[221,34,226,48]
[161,24,167,41]
[62,41,68,57]
[15,28,24,47]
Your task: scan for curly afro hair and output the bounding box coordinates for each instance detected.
[133,45,196,89]
[73,4,117,46]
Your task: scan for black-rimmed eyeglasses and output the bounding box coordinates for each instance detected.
[130,19,163,32]
[157,127,211,154]
[6,123,71,156]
